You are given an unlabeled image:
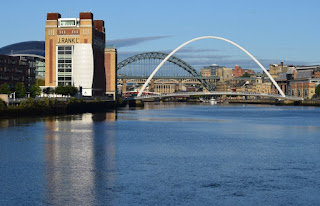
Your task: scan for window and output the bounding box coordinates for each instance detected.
[60,20,76,26]
[57,46,73,86]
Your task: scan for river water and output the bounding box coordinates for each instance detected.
[0,103,320,205]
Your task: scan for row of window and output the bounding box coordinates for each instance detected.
[0,75,24,81]
[57,46,73,86]
[58,82,72,86]
[291,89,314,97]
[0,67,25,73]
[58,46,72,51]
[58,76,72,81]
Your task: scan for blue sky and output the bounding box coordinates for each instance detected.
[1,0,319,70]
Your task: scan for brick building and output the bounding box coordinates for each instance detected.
[0,54,30,89]
[45,12,106,96]
[273,66,320,99]
[232,65,254,77]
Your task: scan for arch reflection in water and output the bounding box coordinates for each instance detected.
[44,111,117,205]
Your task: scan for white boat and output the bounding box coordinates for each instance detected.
[209,98,217,104]
[199,97,218,104]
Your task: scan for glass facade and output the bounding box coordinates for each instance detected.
[35,59,45,78]
[57,46,73,86]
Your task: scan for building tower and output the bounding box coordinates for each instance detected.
[104,47,117,101]
[45,12,106,96]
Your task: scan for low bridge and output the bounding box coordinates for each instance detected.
[131,92,303,101]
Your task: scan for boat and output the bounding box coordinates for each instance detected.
[209,97,217,104]
[199,97,217,104]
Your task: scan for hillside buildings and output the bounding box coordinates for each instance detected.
[273,65,320,99]
[199,62,320,99]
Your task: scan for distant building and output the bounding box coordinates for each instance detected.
[273,65,320,99]
[254,77,272,94]
[104,47,117,101]
[200,64,224,77]
[0,54,30,89]
[269,62,295,79]
[216,67,233,81]
[232,65,254,77]
[45,12,106,96]
[0,41,45,84]
[232,65,244,77]
[154,84,176,93]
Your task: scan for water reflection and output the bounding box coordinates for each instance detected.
[44,111,117,205]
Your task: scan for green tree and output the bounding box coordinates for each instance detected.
[15,83,26,98]
[66,85,78,97]
[242,72,251,78]
[30,84,41,98]
[0,83,11,94]
[55,85,68,96]
[55,85,78,97]
[43,87,55,96]
[316,84,320,96]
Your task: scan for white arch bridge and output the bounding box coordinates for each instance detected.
[138,36,287,98]
[132,92,303,101]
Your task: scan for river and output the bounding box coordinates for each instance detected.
[0,103,320,205]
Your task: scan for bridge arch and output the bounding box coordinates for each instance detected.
[117,52,214,91]
[137,36,285,97]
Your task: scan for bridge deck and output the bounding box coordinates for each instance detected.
[131,91,303,101]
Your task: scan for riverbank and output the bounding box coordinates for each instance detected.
[228,99,320,106]
[0,98,117,118]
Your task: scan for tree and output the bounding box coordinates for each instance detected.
[55,85,68,96]
[0,83,11,94]
[15,83,26,98]
[43,87,55,97]
[316,84,320,96]
[30,84,41,98]
[55,85,78,97]
[242,72,251,78]
[66,85,78,97]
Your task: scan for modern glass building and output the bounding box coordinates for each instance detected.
[0,41,46,80]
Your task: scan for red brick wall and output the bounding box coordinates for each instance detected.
[232,65,245,77]
[105,53,112,92]
[47,13,61,20]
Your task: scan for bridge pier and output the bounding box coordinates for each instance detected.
[128,99,144,107]
[122,79,127,93]
[150,79,155,92]
[178,80,182,92]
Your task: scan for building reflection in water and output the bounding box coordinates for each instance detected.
[44,111,117,205]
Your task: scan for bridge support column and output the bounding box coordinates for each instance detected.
[178,80,182,92]
[122,79,127,93]
[150,79,155,92]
